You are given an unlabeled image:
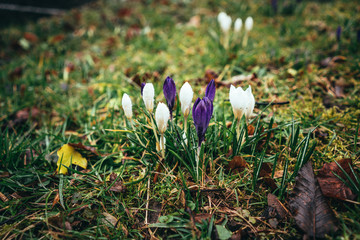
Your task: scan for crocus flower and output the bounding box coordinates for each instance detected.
[192,97,213,146]
[205,79,216,102]
[122,93,132,120]
[234,18,243,33]
[245,17,253,32]
[141,83,145,96]
[229,85,255,121]
[155,102,170,134]
[163,76,176,116]
[179,82,193,118]
[142,83,155,113]
[336,26,342,42]
[271,0,278,13]
[217,12,232,33]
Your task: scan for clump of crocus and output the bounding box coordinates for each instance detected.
[142,83,155,113]
[217,12,232,49]
[155,102,170,158]
[122,93,133,120]
[243,16,254,47]
[336,26,342,42]
[163,76,176,118]
[229,84,255,137]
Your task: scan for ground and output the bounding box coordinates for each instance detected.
[0,0,360,239]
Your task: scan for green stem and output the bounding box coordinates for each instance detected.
[196,144,201,182]
[160,134,165,159]
[150,115,160,147]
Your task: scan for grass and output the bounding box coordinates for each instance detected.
[0,0,360,239]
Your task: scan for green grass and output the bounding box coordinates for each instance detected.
[1,0,360,239]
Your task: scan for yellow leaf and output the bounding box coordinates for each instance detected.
[56,144,88,174]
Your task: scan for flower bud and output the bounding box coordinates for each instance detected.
[142,83,155,112]
[229,85,255,121]
[205,79,216,102]
[217,12,232,33]
[244,86,255,120]
[155,102,170,134]
[192,97,213,146]
[245,17,253,32]
[179,82,193,117]
[163,76,176,115]
[122,93,132,120]
[234,18,242,33]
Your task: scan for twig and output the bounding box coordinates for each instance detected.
[255,101,290,106]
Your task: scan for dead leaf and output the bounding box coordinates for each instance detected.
[68,142,100,156]
[247,125,255,136]
[24,32,38,43]
[228,156,247,173]
[102,212,119,228]
[50,34,65,44]
[56,144,88,174]
[289,161,338,238]
[259,163,277,191]
[108,173,126,193]
[317,158,357,200]
[267,193,289,219]
[187,15,201,28]
[0,191,9,202]
[9,66,23,81]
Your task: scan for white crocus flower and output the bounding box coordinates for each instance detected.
[234,18,242,33]
[155,102,170,134]
[179,82,193,118]
[229,85,247,121]
[122,93,133,120]
[218,12,232,33]
[245,16,253,32]
[142,83,155,113]
[244,86,255,120]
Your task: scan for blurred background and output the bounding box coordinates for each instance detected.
[0,0,95,27]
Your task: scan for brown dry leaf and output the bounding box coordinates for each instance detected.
[187,15,201,28]
[247,125,255,136]
[102,212,119,228]
[108,173,126,193]
[52,191,60,208]
[68,142,100,157]
[228,156,247,173]
[259,163,277,191]
[217,73,257,88]
[289,161,338,238]
[267,193,289,219]
[24,32,38,43]
[50,34,65,44]
[9,66,23,80]
[317,158,357,200]
[194,213,211,223]
[0,192,9,202]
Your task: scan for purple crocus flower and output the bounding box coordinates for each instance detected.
[141,83,146,96]
[192,97,213,146]
[205,79,216,102]
[163,76,177,116]
[271,0,278,13]
[336,26,342,42]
